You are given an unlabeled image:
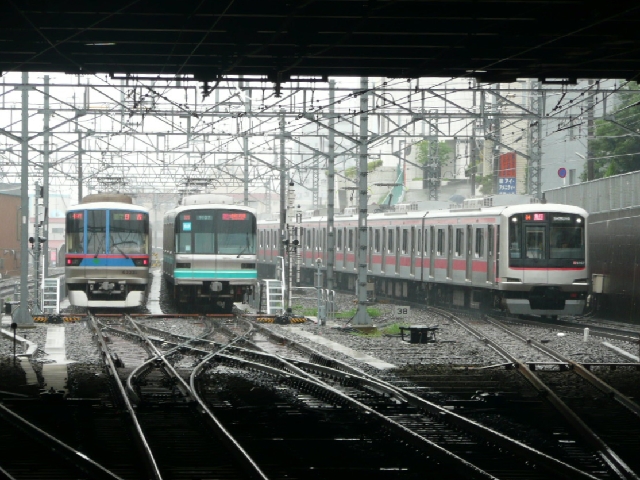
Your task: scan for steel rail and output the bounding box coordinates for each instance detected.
[431,307,638,480]
[0,402,125,480]
[124,315,270,480]
[484,315,640,419]
[205,350,497,480]
[251,320,600,480]
[88,315,164,480]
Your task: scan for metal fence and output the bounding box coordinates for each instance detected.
[545,170,640,214]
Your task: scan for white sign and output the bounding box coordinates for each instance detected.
[395,306,410,318]
[42,277,60,314]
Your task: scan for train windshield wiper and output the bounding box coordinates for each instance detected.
[237,234,251,258]
[94,237,104,258]
[111,243,130,259]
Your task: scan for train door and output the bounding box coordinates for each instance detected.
[410,227,416,276]
[429,226,435,278]
[447,225,453,279]
[466,225,473,281]
[487,225,496,284]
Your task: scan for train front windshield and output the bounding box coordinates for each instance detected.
[66,210,149,255]
[508,212,586,267]
[176,210,256,255]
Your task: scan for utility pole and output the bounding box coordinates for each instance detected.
[14,71,34,326]
[326,80,336,292]
[352,77,371,326]
[243,134,249,206]
[279,109,286,258]
[43,75,50,277]
[77,132,83,203]
[31,183,43,315]
[587,79,595,181]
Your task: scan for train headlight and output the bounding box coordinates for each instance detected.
[133,258,149,266]
[66,257,82,266]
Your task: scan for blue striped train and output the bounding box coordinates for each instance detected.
[65,193,151,308]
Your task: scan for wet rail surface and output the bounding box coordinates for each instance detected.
[427,308,640,480]
[101,315,492,479]
[3,308,639,479]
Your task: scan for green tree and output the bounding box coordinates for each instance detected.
[415,140,452,167]
[586,83,640,180]
[344,159,383,178]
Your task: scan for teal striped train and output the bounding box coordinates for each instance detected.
[162,194,257,313]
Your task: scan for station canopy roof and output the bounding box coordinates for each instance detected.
[2,1,640,84]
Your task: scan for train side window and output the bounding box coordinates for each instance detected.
[402,229,408,254]
[374,229,380,253]
[430,226,435,254]
[259,231,263,248]
[388,229,394,253]
[425,228,429,253]
[475,228,484,258]
[416,228,421,254]
[455,228,463,256]
[337,229,343,250]
[437,229,444,256]
[306,229,311,249]
[348,229,354,251]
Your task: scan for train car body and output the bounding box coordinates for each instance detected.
[162,194,257,312]
[258,201,589,317]
[65,194,151,308]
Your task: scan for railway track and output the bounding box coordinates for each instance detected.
[428,307,640,480]
[3,308,639,479]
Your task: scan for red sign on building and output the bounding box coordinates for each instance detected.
[499,152,516,178]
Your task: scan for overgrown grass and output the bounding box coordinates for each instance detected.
[291,304,318,316]
[349,323,409,337]
[335,307,381,319]
[381,323,410,335]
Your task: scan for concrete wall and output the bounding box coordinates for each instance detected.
[0,193,21,277]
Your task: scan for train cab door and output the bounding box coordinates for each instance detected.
[447,225,453,279]
[487,225,496,284]
[466,225,473,282]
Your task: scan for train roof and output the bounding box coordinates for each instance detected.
[258,202,588,224]
[164,203,257,218]
[67,201,149,213]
